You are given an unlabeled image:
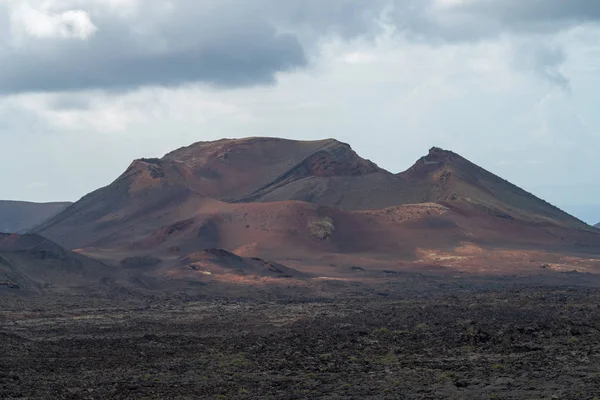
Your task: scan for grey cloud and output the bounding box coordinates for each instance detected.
[398,0,600,89]
[0,31,305,93]
[263,0,391,39]
[0,1,308,94]
[458,0,600,26]
[511,43,570,91]
[1,0,599,94]
[47,94,92,111]
[393,0,600,43]
[0,0,398,94]
[0,0,420,95]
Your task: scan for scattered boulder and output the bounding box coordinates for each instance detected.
[0,280,20,289]
[308,217,335,240]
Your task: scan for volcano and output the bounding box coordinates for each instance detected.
[32,138,600,281]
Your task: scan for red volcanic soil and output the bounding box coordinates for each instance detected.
[0,200,71,233]
[31,137,600,286]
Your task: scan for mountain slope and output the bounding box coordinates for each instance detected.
[0,201,71,233]
[399,147,588,229]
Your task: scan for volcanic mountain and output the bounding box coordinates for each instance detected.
[34,138,413,249]
[0,200,71,233]
[34,138,600,276]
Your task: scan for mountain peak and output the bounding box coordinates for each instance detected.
[423,146,461,164]
[398,146,587,228]
[428,146,446,154]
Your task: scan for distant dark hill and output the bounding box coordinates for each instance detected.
[0,200,71,233]
[0,233,116,293]
[595,223,600,229]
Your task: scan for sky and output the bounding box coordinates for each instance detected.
[0,0,599,223]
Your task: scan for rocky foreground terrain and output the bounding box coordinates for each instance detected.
[2,276,600,400]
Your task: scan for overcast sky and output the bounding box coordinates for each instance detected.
[1,0,599,223]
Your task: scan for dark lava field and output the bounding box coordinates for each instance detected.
[2,277,600,400]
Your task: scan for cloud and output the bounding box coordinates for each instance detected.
[47,93,91,110]
[433,0,600,34]
[9,2,97,40]
[405,0,600,88]
[0,0,599,94]
[452,0,600,25]
[510,40,570,90]
[0,0,309,93]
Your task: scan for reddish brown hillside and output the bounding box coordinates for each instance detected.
[33,138,600,278]
[35,137,418,248]
[399,147,588,229]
